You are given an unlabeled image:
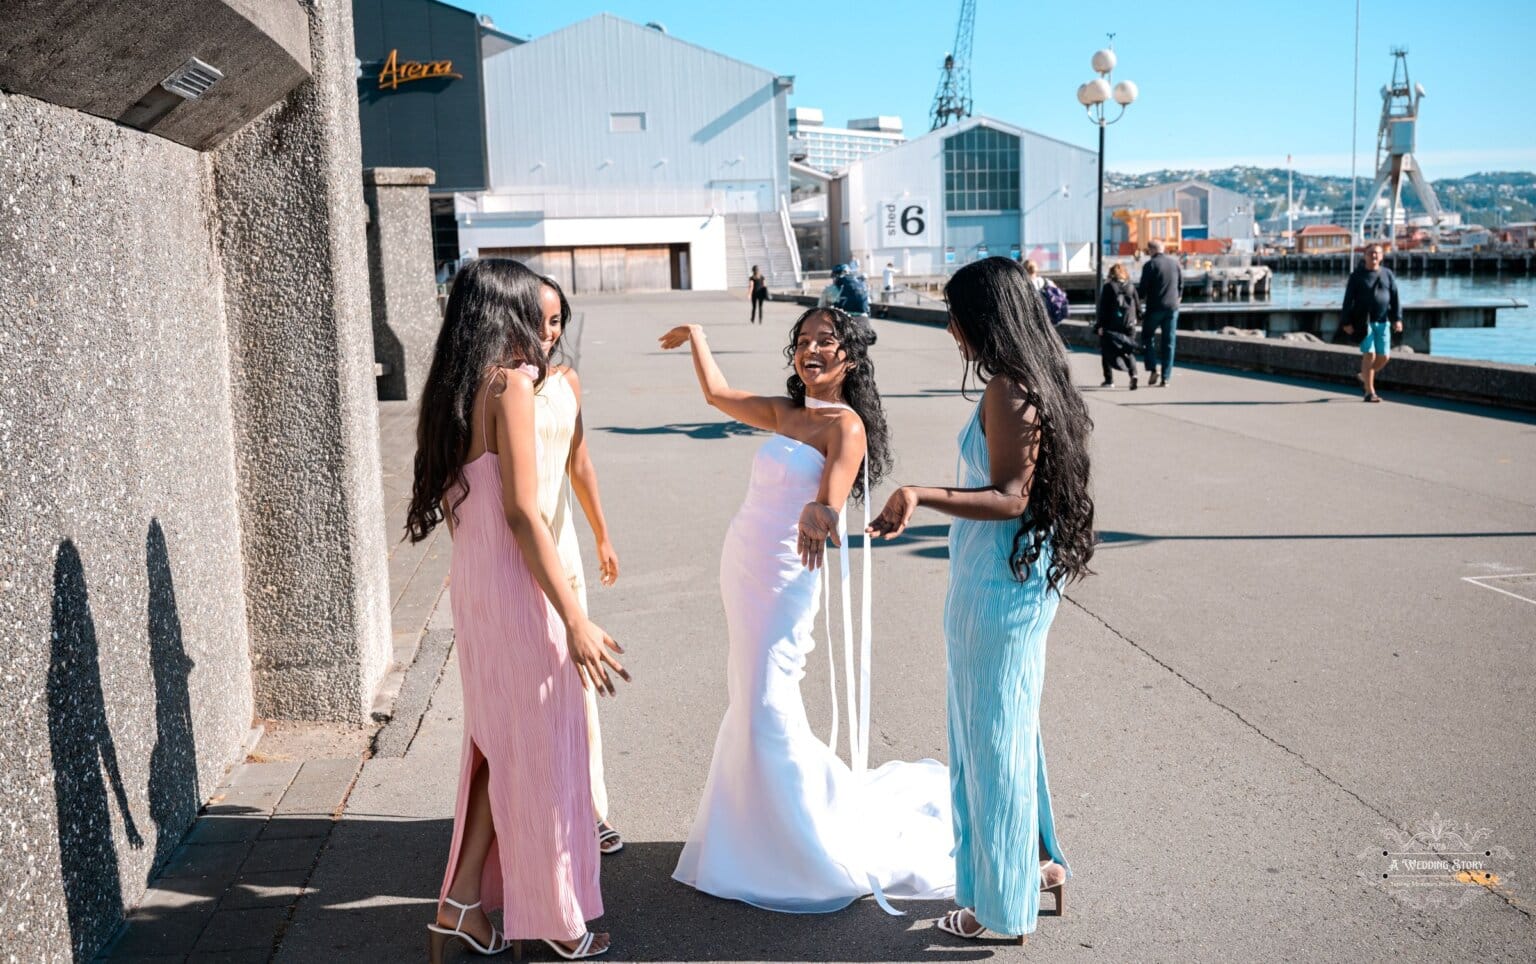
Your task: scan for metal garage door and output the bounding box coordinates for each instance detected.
[478,246,674,294]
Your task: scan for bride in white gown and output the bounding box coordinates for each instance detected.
[660,308,955,914]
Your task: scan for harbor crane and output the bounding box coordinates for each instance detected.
[929,0,977,131]
[1359,48,1446,248]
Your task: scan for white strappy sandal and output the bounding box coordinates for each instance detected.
[935,863,1065,946]
[936,908,1026,946]
[540,931,610,960]
[597,820,624,855]
[428,897,512,962]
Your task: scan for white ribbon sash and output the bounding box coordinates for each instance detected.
[822,461,873,774]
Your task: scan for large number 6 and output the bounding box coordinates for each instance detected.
[901,205,925,236]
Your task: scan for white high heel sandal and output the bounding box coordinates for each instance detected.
[427,896,512,962]
[540,931,610,960]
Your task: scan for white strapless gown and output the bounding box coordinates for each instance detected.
[673,430,956,913]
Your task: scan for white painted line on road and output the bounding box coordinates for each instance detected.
[1461,573,1536,607]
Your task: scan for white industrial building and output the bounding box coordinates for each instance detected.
[1105,179,1257,248]
[454,14,799,293]
[831,116,1099,275]
[789,107,905,173]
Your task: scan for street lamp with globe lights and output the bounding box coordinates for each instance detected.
[1078,43,1137,297]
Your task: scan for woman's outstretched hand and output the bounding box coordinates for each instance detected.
[566,617,630,696]
[866,486,919,539]
[659,325,703,350]
[797,501,841,570]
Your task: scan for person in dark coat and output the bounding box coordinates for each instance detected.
[1137,238,1183,387]
[1339,243,1402,402]
[1095,263,1140,389]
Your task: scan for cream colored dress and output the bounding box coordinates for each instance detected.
[534,368,608,820]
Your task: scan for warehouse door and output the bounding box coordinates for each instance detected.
[480,246,675,294]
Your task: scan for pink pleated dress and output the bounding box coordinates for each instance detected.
[438,365,602,940]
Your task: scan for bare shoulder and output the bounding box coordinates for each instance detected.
[982,376,1039,429]
[559,366,583,396]
[490,366,536,404]
[833,408,866,438]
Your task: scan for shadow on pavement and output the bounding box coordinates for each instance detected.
[597,421,765,441]
[866,523,950,561]
[120,812,993,962]
[1107,397,1345,406]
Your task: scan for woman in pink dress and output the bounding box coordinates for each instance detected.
[406,258,629,962]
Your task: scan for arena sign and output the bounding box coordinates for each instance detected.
[376,49,462,90]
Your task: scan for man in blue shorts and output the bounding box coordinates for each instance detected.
[1340,243,1402,403]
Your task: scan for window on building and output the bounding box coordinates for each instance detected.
[609,112,646,133]
[943,125,1020,212]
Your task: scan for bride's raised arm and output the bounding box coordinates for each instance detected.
[659,324,785,433]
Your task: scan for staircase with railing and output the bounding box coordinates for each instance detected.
[724,204,801,292]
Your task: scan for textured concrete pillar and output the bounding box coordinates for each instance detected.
[211,0,391,722]
[363,167,440,401]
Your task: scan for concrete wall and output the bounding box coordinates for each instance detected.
[0,0,392,956]
[0,91,254,963]
[213,0,392,724]
[365,167,440,401]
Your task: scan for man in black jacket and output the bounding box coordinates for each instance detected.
[1137,239,1183,386]
[1339,243,1402,402]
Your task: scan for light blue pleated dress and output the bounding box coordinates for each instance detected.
[944,399,1069,936]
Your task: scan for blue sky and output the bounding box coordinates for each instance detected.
[444,0,1535,178]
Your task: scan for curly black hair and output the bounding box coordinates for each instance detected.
[943,257,1095,590]
[782,307,891,503]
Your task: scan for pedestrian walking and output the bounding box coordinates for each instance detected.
[1095,263,1140,389]
[819,264,871,317]
[748,265,768,324]
[1339,244,1402,402]
[1137,239,1182,387]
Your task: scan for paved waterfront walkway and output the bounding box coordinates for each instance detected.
[103,292,1535,961]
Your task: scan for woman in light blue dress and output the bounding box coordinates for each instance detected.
[869,257,1096,945]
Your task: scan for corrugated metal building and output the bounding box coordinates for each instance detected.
[1105,179,1257,246]
[457,14,798,293]
[833,116,1098,275]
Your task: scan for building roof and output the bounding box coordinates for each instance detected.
[513,13,778,78]
[858,114,1093,161]
[789,160,832,184]
[1298,224,1351,236]
[1106,179,1250,207]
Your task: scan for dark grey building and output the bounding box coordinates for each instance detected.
[352,0,519,262]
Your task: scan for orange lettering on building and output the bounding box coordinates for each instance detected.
[377,49,462,90]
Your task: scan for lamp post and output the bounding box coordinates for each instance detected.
[1078,45,1137,298]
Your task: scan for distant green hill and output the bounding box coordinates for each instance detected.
[1106,167,1536,227]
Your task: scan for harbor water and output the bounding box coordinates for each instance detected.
[1269,272,1536,366]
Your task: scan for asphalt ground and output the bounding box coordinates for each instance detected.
[278,290,1535,962]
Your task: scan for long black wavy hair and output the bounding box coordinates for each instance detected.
[782,307,891,503]
[406,258,550,542]
[943,257,1095,590]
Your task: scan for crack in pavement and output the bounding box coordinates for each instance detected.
[1060,593,1533,921]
